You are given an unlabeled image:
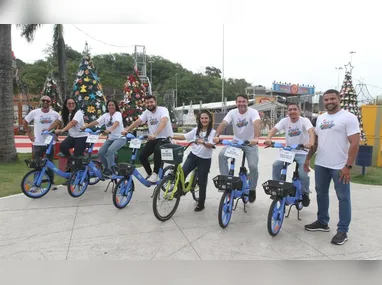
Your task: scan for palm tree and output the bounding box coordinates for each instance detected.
[19,24,67,108]
[0,24,18,162]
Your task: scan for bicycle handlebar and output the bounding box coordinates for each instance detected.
[221,139,251,147]
[41,130,55,136]
[265,141,308,152]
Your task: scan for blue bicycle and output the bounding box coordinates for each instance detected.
[21,130,73,198]
[262,142,307,236]
[67,128,109,198]
[112,134,175,209]
[213,139,252,229]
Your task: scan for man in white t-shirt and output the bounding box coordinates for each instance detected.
[264,103,315,207]
[304,89,360,246]
[122,95,174,182]
[213,94,261,203]
[23,96,61,188]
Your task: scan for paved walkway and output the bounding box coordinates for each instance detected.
[1,146,381,260]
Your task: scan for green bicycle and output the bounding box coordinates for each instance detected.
[152,141,207,222]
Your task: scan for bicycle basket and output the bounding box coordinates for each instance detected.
[117,163,135,177]
[24,158,46,169]
[212,175,242,191]
[159,143,184,165]
[73,156,91,168]
[262,180,296,197]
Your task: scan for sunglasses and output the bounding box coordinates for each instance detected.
[41,99,51,103]
[107,117,113,127]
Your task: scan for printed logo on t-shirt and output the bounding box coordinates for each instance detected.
[149,117,159,125]
[319,119,335,130]
[288,127,301,137]
[235,118,248,128]
[39,116,53,124]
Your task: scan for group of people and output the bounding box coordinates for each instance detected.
[23,89,360,246]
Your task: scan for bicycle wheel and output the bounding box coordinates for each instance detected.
[162,165,175,177]
[190,176,199,202]
[68,168,90,198]
[267,198,285,236]
[152,175,181,222]
[113,177,135,209]
[218,191,233,229]
[21,170,52,199]
[89,160,103,185]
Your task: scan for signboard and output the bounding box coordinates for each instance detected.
[255,95,275,104]
[272,83,315,95]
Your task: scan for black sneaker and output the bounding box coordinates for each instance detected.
[194,204,205,212]
[331,232,349,245]
[249,190,256,203]
[103,169,113,178]
[305,220,330,232]
[302,193,310,207]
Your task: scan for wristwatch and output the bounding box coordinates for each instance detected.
[345,164,353,169]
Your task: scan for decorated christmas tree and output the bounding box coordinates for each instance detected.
[339,63,367,143]
[71,42,107,124]
[41,73,60,112]
[119,67,147,127]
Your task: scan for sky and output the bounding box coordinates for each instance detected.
[4,0,382,99]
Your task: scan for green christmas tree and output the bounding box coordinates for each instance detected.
[340,63,367,143]
[71,43,106,124]
[41,73,60,112]
[119,69,147,127]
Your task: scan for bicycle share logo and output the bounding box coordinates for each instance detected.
[236,118,248,128]
[287,127,301,137]
[319,119,335,130]
[149,117,159,125]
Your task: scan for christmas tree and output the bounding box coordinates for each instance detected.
[339,62,367,143]
[41,73,60,112]
[119,67,147,127]
[71,43,107,124]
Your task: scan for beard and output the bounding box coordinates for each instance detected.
[147,105,156,111]
[325,103,337,111]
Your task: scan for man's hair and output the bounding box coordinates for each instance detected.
[287,102,300,109]
[145,95,156,101]
[323,89,340,97]
[236,94,249,101]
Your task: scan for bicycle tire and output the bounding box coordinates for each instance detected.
[152,175,181,222]
[162,165,175,177]
[67,168,90,198]
[190,177,199,202]
[21,170,52,199]
[267,198,285,236]
[112,177,135,209]
[218,191,233,229]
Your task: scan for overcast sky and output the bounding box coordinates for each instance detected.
[5,0,382,98]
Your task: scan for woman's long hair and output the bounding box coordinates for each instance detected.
[61,98,77,127]
[106,100,121,113]
[196,110,213,139]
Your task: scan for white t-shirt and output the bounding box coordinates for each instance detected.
[139,106,174,139]
[223,108,260,141]
[68,110,88,138]
[24,108,60,146]
[97,111,124,140]
[184,128,216,159]
[275,117,313,155]
[315,109,360,169]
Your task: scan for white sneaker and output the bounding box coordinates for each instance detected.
[147,173,158,183]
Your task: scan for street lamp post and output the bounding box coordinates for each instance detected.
[148,60,153,90]
[335,66,343,90]
[175,73,178,108]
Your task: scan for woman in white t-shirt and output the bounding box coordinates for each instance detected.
[172,110,216,212]
[84,100,126,177]
[55,98,89,165]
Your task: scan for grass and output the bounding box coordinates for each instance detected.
[309,154,382,185]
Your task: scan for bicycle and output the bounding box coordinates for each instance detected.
[20,130,102,198]
[262,141,308,236]
[112,134,176,209]
[67,128,109,198]
[151,140,209,221]
[212,139,253,228]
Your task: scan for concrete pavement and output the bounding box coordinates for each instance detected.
[1,146,381,260]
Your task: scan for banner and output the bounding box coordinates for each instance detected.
[272,83,315,95]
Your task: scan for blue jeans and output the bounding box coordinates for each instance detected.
[272,154,310,194]
[218,145,259,190]
[314,165,351,233]
[98,138,126,170]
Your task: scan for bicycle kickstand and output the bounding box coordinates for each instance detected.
[285,204,293,218]
[105,179,117,193]
[233,198,240,211]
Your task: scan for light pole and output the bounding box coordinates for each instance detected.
[221,24,225,111]
[349,51,356,65]
[335,66,343,90]
[175,73,178,108]
[148,60,153,90]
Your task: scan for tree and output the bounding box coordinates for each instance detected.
[205,66,222,79]
[41,73,60,112]
[119,70,147,127]
[19,24,67,107]
[339,63,367,143]
[0,24,17,162]
[71,49,107,124]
